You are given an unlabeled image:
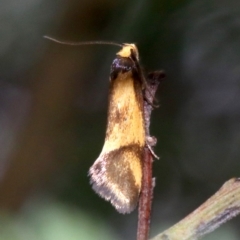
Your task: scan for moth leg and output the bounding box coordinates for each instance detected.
[146,136,159,159]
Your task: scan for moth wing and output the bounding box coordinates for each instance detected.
[89,145,143,214]
[89,60,145,213]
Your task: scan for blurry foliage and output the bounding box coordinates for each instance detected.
[0,0,240,239]
[0,199,118,240]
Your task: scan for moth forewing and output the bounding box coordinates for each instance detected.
[89,44,145,214]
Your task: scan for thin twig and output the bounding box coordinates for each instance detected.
[137,71,166,240]
[137,147,154,240]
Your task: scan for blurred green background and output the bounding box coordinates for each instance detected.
[1,0,240,239]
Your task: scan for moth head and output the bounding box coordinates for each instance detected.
[116,43,139,61]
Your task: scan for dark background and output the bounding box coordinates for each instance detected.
[0,0,240,239]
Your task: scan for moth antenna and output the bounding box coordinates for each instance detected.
[43,36,123,48]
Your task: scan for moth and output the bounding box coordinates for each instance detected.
[89,44,146,214]
[43,36,150,214]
